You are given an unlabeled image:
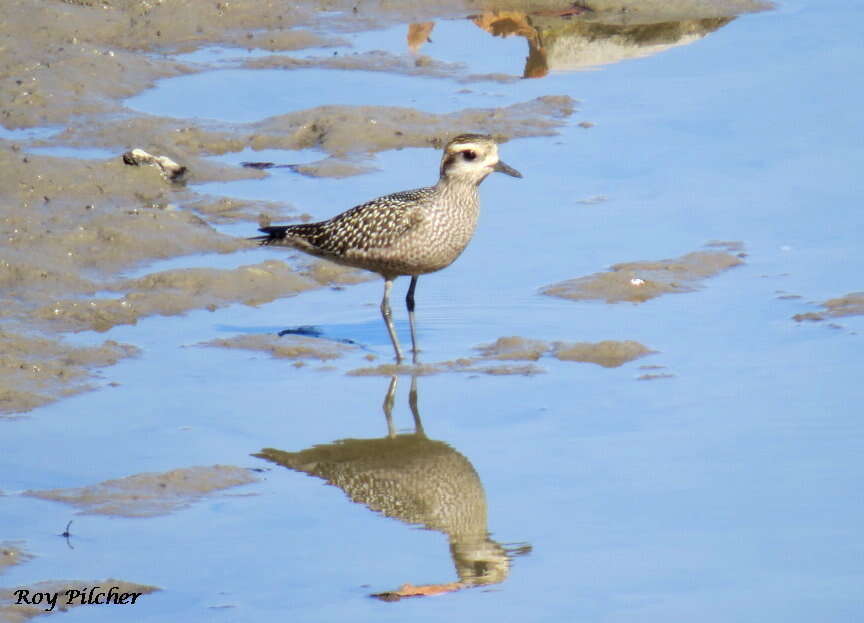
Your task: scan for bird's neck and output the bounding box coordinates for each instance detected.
[437,180,480,206]
[436,174,484,194]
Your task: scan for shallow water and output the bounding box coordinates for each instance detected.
[127,67,505,121]
[3,2,863,622]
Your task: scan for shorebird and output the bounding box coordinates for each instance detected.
[254,134,522,362]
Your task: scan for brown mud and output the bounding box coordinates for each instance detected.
[793,292,864,323]
[345,335,654,375]
[25,465,259,518]
[0,543,32,575]
[476,335,655,367]
[0,332,138,417]
[541,246,745,303]
[195,332,654,375]
[199,334,358,361]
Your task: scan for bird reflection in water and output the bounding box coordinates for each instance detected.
[408,7,742,78]
[254,375,529,600]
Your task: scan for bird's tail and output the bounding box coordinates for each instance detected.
[251,223,327,247]
[250,225,290,246]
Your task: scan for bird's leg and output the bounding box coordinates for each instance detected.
[381,278,404,363]
[383,375,398,438]
[406,275,419,364]
[408,374,425,437]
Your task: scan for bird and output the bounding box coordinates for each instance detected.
[253,134,522,363]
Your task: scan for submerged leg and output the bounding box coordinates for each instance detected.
[406,276,419,363]
[381,278,404,363]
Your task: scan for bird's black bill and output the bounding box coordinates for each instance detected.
[494,160,523,178]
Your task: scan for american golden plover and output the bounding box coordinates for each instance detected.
[254,134,522,362]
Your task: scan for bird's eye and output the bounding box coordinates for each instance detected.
[462,150,477,161]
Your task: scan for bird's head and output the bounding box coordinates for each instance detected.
[439,134,522,183]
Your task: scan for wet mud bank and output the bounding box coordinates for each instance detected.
[1,0,774,415]
[0,1,579,414]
